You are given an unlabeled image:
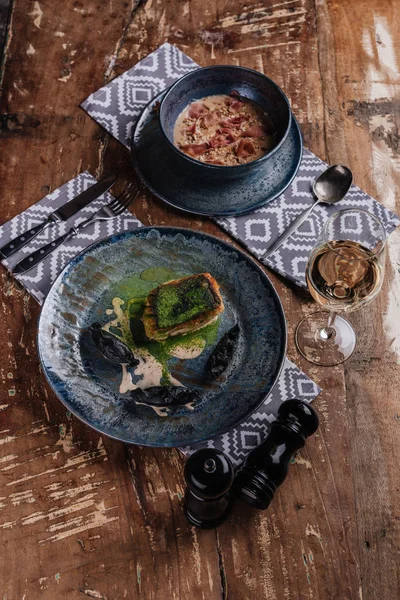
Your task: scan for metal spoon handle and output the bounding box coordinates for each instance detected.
[262,201,319,260]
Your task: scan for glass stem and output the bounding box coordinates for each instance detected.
[327,311,337,330]
[319,311,337,340]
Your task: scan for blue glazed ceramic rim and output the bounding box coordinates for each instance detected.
[37,227,287,447]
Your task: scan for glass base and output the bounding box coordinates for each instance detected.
[295,311,356,366]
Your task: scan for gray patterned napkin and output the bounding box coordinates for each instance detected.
[0,172,143,303]
[81,43,197,149]
[82,42,399,288]
[182,358,320,465]
[219,151,400,287]
[0,173,320,464]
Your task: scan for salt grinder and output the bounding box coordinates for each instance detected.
[184,448,234,529]
[234,399,319,510]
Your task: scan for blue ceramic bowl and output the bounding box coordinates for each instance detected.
[131,90,303,217]
[159,65,292,179]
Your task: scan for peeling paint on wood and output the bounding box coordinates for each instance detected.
[28,1,43,29]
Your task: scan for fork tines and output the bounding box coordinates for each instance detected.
[108,182,139,215]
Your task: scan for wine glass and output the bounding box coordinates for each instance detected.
[295,208,386,366]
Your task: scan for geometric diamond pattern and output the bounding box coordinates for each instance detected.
[182,358,321,466]
[81,43,400,288]
[245,219,271,242]
[218,149,400,288]
[81,43,199,148]
[0,172,143,304]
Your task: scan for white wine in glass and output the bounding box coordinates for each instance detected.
[295,209,386,366]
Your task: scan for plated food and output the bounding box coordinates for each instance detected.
[174,91,276,166]
[38,227,286,447]
[89,272,238,416]
[142,273,224,341]
[133,67,301,217]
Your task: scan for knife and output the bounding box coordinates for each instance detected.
[0,173,117,260]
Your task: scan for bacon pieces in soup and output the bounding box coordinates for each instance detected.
[173,92,277,166]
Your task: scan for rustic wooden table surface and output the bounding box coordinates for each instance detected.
[1,0,399,598]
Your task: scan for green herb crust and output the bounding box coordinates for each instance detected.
[155,276,218,328]
[141,273,224,341]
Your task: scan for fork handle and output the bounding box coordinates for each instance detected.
[13,228,77,274]
[12,214,98,274]
[0,217,57,260]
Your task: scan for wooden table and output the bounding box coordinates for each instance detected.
[1,1,399,598]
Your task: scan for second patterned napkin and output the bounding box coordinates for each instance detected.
[81,42,399,288]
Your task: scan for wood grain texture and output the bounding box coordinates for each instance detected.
[0,0,398,598]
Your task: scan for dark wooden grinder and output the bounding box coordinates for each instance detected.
[183,400,319,527]
[184,448,234,529]
[234,399,319,509]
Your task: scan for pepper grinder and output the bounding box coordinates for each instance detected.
[234,399,319,510]
[184,448,234,529]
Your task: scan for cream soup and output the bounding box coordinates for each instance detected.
[173,92,276,166]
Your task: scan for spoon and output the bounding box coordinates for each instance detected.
[262,165,353,260]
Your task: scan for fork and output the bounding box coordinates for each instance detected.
[13,183,140,274]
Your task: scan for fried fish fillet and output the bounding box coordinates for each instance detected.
[141,273,224,341]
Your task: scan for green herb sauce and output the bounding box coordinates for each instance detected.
[104,267,221,385]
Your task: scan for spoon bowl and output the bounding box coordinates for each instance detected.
[312,165,353,204]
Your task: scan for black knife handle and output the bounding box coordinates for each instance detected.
[0,217,56,260]
[13,229,73,274]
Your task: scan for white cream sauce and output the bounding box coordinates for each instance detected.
[103,298,130,338]
[103,296,203,416]
[169,338,206,359]
[119,358,181,394]
[134,401,169,418]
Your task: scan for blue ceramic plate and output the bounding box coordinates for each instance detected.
[38,228,287,447]
[131,90,303,217]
